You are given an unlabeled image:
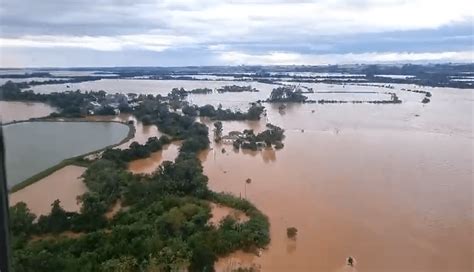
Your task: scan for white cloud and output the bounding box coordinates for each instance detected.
[0,34,196,52]
[219,50,474,65]
[156,0,473,39]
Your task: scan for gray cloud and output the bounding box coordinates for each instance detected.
[0,0,169,36]
[0,0,472,66]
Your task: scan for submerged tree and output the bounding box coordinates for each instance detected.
[214,121,223,142]
[287,227,298,239]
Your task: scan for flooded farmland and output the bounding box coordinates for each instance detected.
[200,84,472,272]
[28,78,278,95]
[3,79,472,271]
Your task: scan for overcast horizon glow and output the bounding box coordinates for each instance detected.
[0,0,473,67]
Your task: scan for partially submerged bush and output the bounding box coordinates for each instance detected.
[287,227,298,239]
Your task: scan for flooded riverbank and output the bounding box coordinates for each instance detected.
[9,165,87,216]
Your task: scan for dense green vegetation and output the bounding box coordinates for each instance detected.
[10,103,270,271]
[216,85,258,93]
[0,74,103,87]
[0,81,115,117]
[196,103,265,121]
[0,81,266,122]
[232,123,285,151]
[267,86,308,103]
[26,76,103,87]
[101,136,171,166]
[188,88,213,94]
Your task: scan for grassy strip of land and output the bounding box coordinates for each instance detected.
[8,118,135,193]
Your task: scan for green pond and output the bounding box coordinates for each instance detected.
[3,121,129,187]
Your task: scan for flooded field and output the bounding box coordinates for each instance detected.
[200,84,473,272]
[0,101,56,123]
[9,165,87,216]
[3,80,472,271]
[205,129,472,272]
[3,121,129,186]
[28,78,277,95]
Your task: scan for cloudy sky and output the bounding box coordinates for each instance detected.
[0,0,472,67]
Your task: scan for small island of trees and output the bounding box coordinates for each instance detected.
[216,85,259,93]
[267,86,308,103]
[195,103,265,121]
[230,123,285,151]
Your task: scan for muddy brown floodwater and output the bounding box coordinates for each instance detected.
[199,85,473,272]
[128,141,181,174]
[0,101,56,123]
[4,83,472,271]
[209,202,249,226]
[9,165,87,216]
[87,113,163,149]
[206,130,472,272]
